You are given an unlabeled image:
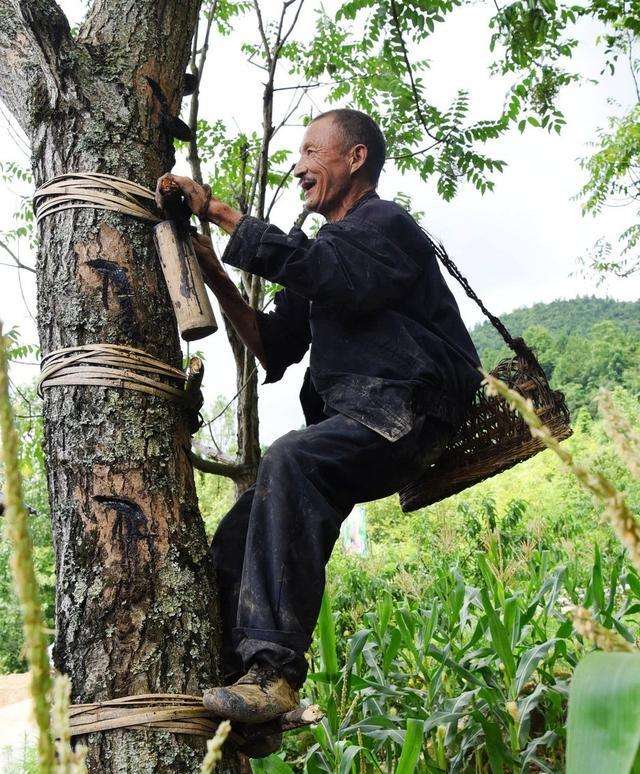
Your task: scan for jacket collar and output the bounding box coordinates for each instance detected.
[344,189,379,219]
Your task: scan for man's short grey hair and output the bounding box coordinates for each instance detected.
[311,109,386,185]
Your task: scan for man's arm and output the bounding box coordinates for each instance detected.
[191,235,267,367]
[155,173,421,313]
[155,174,311,379]
[154,173,265,362]
[222,217,421,312]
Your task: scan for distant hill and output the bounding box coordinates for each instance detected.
[471,297,640,364]
[470,296,640,414]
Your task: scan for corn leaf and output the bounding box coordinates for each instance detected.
[396,718,424,774]
[318,591,339,682]
[567,652,640,774]
[250,754,294,773]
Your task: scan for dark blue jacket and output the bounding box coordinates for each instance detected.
[222,191,482,441]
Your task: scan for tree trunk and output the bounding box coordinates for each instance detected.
[0,2,237,771]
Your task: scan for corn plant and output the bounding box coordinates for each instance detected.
[251,383,640,773]
[0,323,55,772]
[486,378,640,774]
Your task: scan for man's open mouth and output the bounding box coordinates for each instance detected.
[300,178,316,193]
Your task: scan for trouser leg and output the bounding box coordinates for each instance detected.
[209,486,255,683]
[232,412,450,687]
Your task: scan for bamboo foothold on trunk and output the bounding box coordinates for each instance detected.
[153,220,217,342]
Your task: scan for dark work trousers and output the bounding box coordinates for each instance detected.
[209,409,451,687]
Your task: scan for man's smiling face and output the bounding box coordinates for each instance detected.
[294,116,356,218]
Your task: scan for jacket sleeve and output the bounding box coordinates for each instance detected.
[222,215,422,312]
[255,287,311,384]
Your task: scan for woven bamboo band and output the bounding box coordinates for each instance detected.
[68,694,218,737]
[38,344,187,402]
[33,172,160,224]
[67,695,324,739]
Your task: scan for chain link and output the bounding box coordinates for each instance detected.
[423,230,519,353]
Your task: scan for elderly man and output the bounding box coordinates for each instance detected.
[156,109,481,725]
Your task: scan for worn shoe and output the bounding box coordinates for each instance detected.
[202,663,299,724]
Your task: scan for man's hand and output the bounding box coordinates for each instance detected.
[155,173,210,220]
[155,173,244,235]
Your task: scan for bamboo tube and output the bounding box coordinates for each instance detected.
[153,220,217,341]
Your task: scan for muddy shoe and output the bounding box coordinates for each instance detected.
[203,664,299,724]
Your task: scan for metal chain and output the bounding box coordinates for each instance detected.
[424,231,519,353]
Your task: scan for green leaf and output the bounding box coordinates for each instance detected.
[250,754,294,773]
[318,591,339,682]
[377,592,393,636]
[396,718,424,774]
[514,640,557,697]
[567,652,640,774]
[590,543,606,612]
[382,627,403,673]
[338,745,365,774]
[345,629,370,673]
[481,718,506,774]
[481,588,516,680]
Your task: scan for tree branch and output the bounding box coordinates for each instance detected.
[187,0,219,240]
[252,0,272,68]
[0,0,76,131]
[189,444,253,482]
[0,238,36,273]
[265,163,295,220]
[275,0,305,57]
[388,0,441,145]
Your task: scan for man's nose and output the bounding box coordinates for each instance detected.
[293,157,306,178]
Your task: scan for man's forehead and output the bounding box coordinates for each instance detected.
[300,116,340,148]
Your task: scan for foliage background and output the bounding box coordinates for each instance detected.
[2,296,639,771]
[0,0,639,769]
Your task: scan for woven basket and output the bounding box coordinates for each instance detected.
[399,338,572,512]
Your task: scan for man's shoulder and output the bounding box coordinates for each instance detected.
[344,195,424,238]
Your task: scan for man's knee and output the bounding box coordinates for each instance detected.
[261,429,305,469]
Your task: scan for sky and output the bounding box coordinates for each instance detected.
[1,0,638,444]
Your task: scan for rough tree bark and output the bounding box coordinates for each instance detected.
[0,2,238,771]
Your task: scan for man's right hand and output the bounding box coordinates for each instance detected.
[156,173,210,220]
[155,173,244,235]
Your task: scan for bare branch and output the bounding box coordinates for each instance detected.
[272,84,308,139]
[0,238,36,274]
[189,449,252,481]
[0,0,76,131]
[265,163,295,220]
[294,208,309,229]
[276,0,305,56]
[252,0,272,68]
[388,140,442,161]
[389,0,441,145]
[187,0,220,240]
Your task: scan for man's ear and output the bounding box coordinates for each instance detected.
[349,143,368,176]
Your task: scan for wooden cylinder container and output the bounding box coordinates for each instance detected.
[153,220,217,342]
